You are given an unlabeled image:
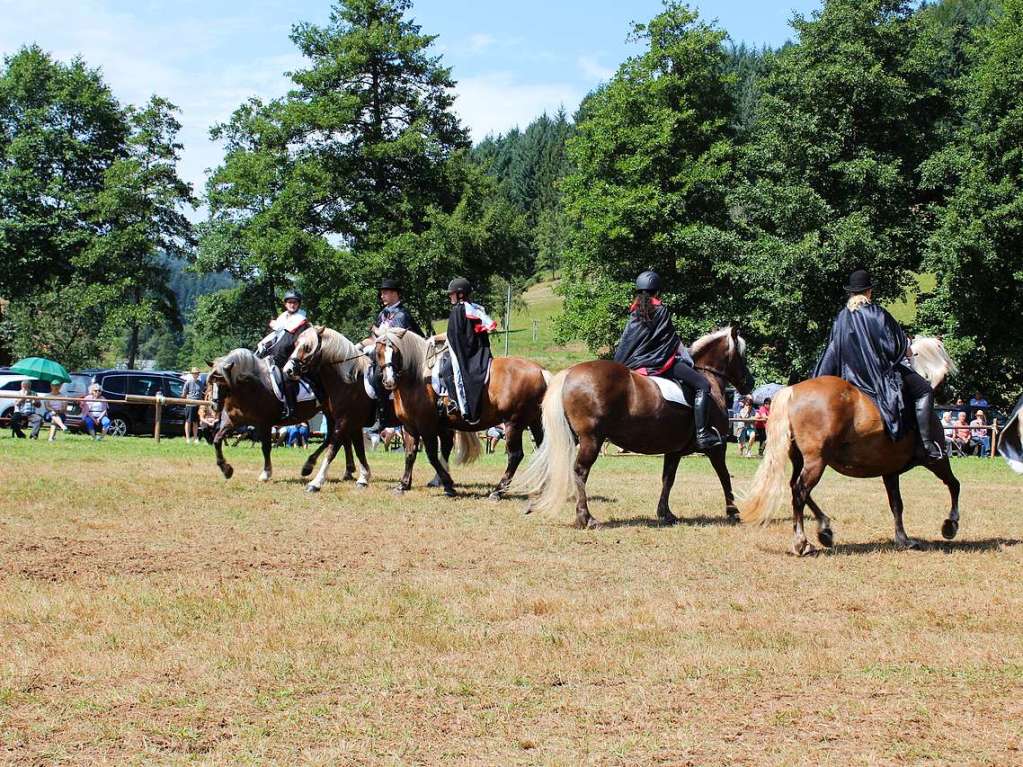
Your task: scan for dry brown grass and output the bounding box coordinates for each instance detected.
[2,437,1022,765]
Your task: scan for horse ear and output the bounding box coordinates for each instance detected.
[205,359,215,367]
[222,360,234,373]
[393,328,407,338]
[315,325,325,335]
[730,325,740,339]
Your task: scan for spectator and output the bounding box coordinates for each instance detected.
[182,367,204,445]
[954,397,967,416]
[736,397,755,458]
[953,411,972,454]
[969,392,989,409]
[288,422,310,448]
[80,383,112,439]
[941,411,955,452]
[754,398,771,457]
[43,381,70,442]
[10,380,42,439]
[970,410,991,456]
[486,424,505,454]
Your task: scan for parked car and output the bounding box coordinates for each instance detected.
[64,369,190,437]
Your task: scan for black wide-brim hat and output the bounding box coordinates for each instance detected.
[380,278,401,291]
[844,269,873,293]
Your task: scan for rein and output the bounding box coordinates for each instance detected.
[695,364,727,380]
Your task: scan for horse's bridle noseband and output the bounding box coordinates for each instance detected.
[380,336,401,385]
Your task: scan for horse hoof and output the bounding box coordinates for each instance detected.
[300,464,314,478]
[725,505,740,520]
[305,484,321,493]
[356,480,368,489]
[523,503,533,515]
[392,486,406,496]
[657,512,679,526]
[443,487,457,498]
[941,519,958,540]
[342,473,355,483]
[791,540,816,557]
[586,518,603,530]
[222,465,234,480]
[818,528,834,548]
[257,472,270,482]
[426,477,443,488]
[488,491,504,501]
[896,537,926,551]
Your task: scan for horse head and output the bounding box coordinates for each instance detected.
[283,325,323,380]
[692,326,755,395]
[375,332,405,391]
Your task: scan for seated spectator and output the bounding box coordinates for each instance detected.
[754,398,771,457]
[969,392,989,409]
[287,421,310,448]
[941,411,955,451]
[953,411,972,454]
[380,425,403,451]
[954,397,967,417]
[80,383,112,439]
[10,380,42,439]
[970,410,991,456]
[43,382,70,442]
[486,424,505,454]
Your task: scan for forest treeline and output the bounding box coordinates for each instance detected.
[0,0,1020,400]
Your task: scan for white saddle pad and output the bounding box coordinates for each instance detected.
[648,375,690,407]
[364,373,377,400]
[266,359,316,403]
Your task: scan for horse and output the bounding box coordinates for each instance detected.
[740,337,961,555]
[513,326,754,528]
[375,328,551,498]
[204,348,357,487]
[281,325,376,491]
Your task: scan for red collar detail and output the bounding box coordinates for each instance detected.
[629,297,662,311]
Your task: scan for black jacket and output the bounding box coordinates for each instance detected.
[814,301,911,439]
[613,301,692,374]
[375,302,424,337]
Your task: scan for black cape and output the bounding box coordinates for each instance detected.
[613,304,692,374]
[997,393,1023,473]
[375,302,424,337]
[448,301,492,423]
[813,302,910,439]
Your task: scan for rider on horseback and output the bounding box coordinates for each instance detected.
[443,277,497,425]
[365,278,425,430]
[814,269,943,463]
[613,270,722,451]
[256,289,309,419]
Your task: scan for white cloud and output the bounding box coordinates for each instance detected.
[577,54,614,83]
[454,73,582,140]
[467,33,495,53]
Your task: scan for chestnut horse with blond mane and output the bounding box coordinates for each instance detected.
[740,337,961,555]
[514,326,754,528]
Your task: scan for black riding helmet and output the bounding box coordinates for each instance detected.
[283,289,302,304]
[635,270,661,292]
[447,277,472,295]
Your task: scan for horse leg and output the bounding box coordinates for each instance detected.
[258,427,273,482]
[924,458,961,540]
[790,451,824,556]
[214,424,234,479]
[883,474,922,550]
[490,422,524,500]
[302,419,333,477]
[428,429,454,488]
[806,495,834,549]
[529,416,543,446]
[706,441,739,520]
[341,436,356,481]
[424,433,457,497]
[396,430,420,493]
[353,430,371,487]
[655,450,683,524]
[306,432,342,493]
[574,435,604,529]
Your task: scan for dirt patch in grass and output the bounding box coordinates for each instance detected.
[2,438,1022,764]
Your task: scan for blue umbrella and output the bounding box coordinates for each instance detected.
[751,382,784,405]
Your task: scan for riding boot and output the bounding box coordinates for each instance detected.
[369,399,387,433]
[693,388,723,451]
[914,391,944,464]
[283,381,297,420]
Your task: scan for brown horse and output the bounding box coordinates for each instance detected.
[375,328,550,498]
[514,327,754,528]
[282,325,376,490]
[205,348,357,487]
[740,337,961,555]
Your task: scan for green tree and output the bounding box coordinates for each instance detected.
[0,45,126,300]
[917,0,1023,402]
[728,0,938,378]
[556,2,737,354]
[197,0,522,344]
[84,96,197,368]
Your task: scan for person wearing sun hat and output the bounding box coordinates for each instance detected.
[814,268,942,463]
[182,366,204,444]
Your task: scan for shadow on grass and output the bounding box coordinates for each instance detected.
[597,514,740,529]
[826,537,1022,556]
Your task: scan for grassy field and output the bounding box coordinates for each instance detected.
[2,436,1022,765]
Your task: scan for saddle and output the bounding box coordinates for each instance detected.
[266,359,317,405]
[646,374,692,407]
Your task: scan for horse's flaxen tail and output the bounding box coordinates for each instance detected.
[511,369,576,515]
[453,430,482,465]
[740,386,794,525]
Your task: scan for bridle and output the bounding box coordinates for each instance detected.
[289,328,322,377]
[379,335,401,386]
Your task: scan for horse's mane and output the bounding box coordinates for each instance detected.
[317,327,369,383]
[690,327,746,359]
[379,328,433,382]
[911,336,956,389]
[215,348,264,387]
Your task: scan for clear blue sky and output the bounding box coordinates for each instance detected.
[1,0,820,195]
